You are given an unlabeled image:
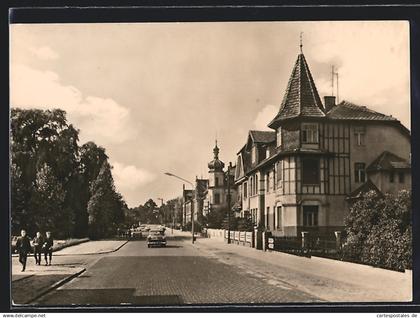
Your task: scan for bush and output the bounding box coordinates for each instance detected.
[344,190,411,271]
[184,221,202,232]
[237,217,254,231]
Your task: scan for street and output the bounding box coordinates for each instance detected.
[32,232,320,305]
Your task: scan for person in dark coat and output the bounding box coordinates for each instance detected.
[16,230,31,272]
[42,231,54,266]
[32,232,44,265]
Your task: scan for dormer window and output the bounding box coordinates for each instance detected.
[266,147,270,158]
[302,123,319,144]
[251,146,257,163]
[277,128,282,147]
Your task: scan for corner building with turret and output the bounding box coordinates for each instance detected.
[234,52,411,237]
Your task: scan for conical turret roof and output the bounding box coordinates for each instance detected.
[268,53,325,129]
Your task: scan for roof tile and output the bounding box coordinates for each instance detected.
[269,54,325,128]
[327,100,397,121]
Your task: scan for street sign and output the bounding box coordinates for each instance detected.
[268,237,274,249]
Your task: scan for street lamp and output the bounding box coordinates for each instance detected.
[227,162,232,244]
[164,172,196,244]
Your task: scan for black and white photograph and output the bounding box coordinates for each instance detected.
[9,19,413,307]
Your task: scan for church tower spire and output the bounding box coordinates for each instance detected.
[208,140,225,172]
[213,139,219,159]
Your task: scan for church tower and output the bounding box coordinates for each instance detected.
[207,140,225,208]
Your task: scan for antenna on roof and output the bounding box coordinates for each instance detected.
[300,32,304,53]
[331,65,335,96]
[335,71,339,103]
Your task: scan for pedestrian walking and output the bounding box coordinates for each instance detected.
[32,232,44,265]
[16,230,31,272]
[42,231,54,266]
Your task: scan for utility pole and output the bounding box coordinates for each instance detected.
[191,185,195,244]
[227,162,232,244]
[164,172,195,244]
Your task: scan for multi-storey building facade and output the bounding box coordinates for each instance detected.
[234,51,411,237]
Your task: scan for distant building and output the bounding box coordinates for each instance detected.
[234,51,411,237]
[179,142,238,226]
[203,141,238,219]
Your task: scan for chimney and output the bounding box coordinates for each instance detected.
[324,96,336,112]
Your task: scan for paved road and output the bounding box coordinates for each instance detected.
[35,233,320,306]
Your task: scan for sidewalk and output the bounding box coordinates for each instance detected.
[12,239,128,305]
[12,260,85,305]
[55,239,128,255]
[192,235,412,302]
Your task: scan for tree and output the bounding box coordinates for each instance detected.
[344,190,412,271]
[87,161,121,239]
[206,206,226,229]
[11,108,81,237]
[11,108,127,239]
[29,163,72,238]
[11,163,28,234]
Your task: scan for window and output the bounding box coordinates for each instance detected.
[249,177,253,195]
[273,168,276,190]
[303,206,318,227]
[277,128,282,147]
[215,177,219,187]
[354,163,366,183]
[273,206,276,229]
[266,172,270,193]
[266,148,270,158]
[255,174,258,194]
[354,126,366,146]
[251,146,257,163]
[276,206,282,229]
[277,161,282,186]
[302,123,319,144]
[266,207,270,229]
[390,172,394,183]
[214,193,220,205]
[302,158,320,185]
[399,172,405,183]
[243,182,248,198]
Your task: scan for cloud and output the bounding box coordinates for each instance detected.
[306,22,410,127]
[253,104,278,130]
[30,46,59,60]
[111,162,156,192]
[10,64,135,145]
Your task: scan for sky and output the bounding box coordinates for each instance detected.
[10,21,410,208]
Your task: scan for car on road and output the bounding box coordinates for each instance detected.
[147,230,167,248]
[131,228,143,239]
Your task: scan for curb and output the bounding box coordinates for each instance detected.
[21,267,86,305]
[12,274,35,283]
[54,240,129,256]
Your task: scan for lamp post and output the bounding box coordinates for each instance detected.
[227,162,232,244]
[164,172,195,244]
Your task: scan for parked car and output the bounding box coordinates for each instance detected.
[147,230,167,248]
[131,228,143,238]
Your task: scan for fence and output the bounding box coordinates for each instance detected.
[224,230,253,247]
[206,228,225,241]
[267,231,343,258]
